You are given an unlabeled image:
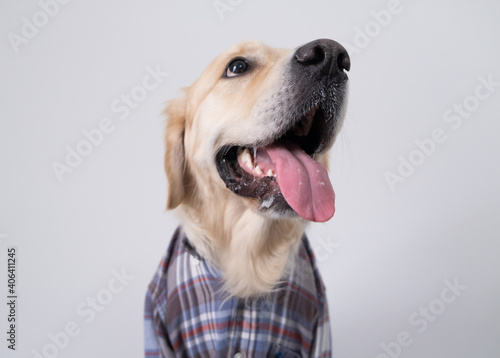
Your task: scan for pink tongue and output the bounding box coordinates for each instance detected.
[263,142,335,222]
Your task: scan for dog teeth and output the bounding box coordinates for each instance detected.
[238,147,277,178]
[239,148,254,170]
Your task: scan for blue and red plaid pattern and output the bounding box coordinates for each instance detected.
[144,227,332,357]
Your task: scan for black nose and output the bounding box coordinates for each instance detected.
[294,39,350,84]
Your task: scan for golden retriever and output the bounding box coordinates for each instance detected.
[163,39,350,298]
[145,39,350,358]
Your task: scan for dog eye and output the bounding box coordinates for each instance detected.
[226,59,249,77]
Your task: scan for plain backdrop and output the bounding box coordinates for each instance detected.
[1,0,499,357]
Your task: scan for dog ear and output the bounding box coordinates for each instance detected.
[164,96,188,210]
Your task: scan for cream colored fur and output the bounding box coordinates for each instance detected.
[164,41,331,298]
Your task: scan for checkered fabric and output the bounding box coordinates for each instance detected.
[144,227,331,358]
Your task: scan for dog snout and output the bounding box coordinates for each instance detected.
[293,39,350,84]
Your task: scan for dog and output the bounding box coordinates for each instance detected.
[145,39,350,358]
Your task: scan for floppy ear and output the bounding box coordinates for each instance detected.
[164,96,188,210]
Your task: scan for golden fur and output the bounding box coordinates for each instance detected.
[164,41,342,297]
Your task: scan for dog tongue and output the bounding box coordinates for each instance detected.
[263,142,335,222]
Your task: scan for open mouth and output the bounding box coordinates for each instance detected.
[215,105,338,222]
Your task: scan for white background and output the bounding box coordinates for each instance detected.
[1,0,499,357]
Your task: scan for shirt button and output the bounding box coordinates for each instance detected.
[192,257,200,266]
[234,352,244,358]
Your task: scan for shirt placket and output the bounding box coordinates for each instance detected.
[228,298,246,358]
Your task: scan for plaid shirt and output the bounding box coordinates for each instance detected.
[144,227,331,358]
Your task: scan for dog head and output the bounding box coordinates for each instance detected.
[165,39,350,223]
